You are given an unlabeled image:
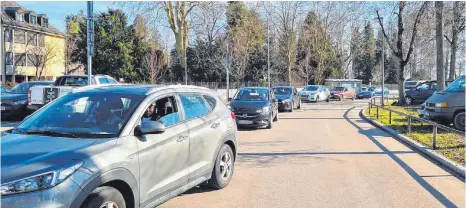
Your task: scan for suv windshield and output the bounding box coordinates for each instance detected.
[445,76,465,92]
[234,88,269,101]
[304,86,319,91]
[332,87,345,91]
[405,81,418,87]
[14,91,144,138]
[368,87,376,92]
[8,83,34,94]
[273,87,292,95]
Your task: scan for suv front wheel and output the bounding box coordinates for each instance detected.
[81,186,126,208]
[208,144,235,189]
[453,111,465,131]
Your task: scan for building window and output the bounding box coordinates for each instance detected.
[31,15,37,25]
[5,29,12,42]
[38,34,45,46]
[17,13,23,22]
[5,53,12,65]
[14,54,26,66]
[27,33,37,46]
[14,30,25,44]
[6,11,15,19]
[43,18,49,28]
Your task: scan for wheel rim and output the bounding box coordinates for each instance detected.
[406,97,411,105]
[457,113,465,127]
[100,201,119,208]
[219,152,233,180]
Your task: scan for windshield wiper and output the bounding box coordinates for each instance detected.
[25,130,79,138]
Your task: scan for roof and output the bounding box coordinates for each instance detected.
[325,79,362,82]
[76,84,214,96]
[1,1,65,37]
[239,87,270,90]
[271,86,294,88]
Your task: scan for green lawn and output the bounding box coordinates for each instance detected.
[365,104,465,166]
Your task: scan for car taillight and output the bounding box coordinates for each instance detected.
[231,111,236,120]
[28,90,31,104]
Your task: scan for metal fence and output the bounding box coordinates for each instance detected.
[155,82,306,90]
[368,97,464,150]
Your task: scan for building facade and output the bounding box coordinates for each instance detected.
[1,1,66,83]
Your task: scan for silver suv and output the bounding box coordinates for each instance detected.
[1,85,238,208]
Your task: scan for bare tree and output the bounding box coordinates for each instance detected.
[376,1,429,104]
[436,1,445,91]
[444,1,465,80]
[26,35,60,80]
[143,48,167,84]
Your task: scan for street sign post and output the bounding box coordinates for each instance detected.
[87,1,94,85]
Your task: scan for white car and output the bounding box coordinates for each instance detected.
[28,74,118,111]
[299,85,330,102]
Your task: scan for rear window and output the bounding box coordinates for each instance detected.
[203,95,217,110]
[99,78,109,84]
[59,77,88,86]
[180,94,209,120]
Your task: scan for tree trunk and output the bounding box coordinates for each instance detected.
[444,49,449,79]
[436,1,445,91]
[449,37,457,80]
[397,2,406,104]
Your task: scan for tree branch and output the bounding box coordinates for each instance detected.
[376,10,398,55]
[444,34,452,45]
[404,1,429,63]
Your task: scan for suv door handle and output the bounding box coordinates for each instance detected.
[211,122,220,129]
[177,135,188,142]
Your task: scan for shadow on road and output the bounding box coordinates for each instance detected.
[343,107,461,207]
[179,186,217,196]
[278,117,360,120]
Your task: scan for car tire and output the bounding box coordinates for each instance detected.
[267,113,273,129]
[316,96,320,103]
[338,96,342,101]
[208,144,235,189]
[326,96,330,102]
[80,186,126,208]
[405,96,413,105]
[297,99,301,109]
[273,111,278,122]
[352,95,355,100]
[453,111,465,131]
[289,102,294,112]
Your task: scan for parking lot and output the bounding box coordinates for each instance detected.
[160,99,465,208]
[1,99,464,207]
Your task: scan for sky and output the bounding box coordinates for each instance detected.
[18,1,116,32]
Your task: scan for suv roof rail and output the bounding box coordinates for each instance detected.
[145,84,213,95]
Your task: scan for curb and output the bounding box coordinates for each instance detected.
[361,107,465,178]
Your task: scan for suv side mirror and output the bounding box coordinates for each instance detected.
[228,97,232,101]
[137,120,166,135]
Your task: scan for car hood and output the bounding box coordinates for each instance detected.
[300,90,317,95]
[1,93,27,102]
[330,91,343,94]
[275,94,292,100]
[426,91,465,106]
[1,133,112,183]
[229,100,269,110]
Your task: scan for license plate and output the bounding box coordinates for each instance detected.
[237,120,253,125]
[1,106,4,111]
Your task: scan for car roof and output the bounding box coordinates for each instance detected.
[272,86,293,88]
[239,87,270,90]
[75,84,214,96]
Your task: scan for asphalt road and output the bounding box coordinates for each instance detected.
[1,99,464,207]
[160,99,465,208]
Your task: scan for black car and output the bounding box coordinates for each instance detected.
[1,81,53,119]
[272,86,301,112]
[228,87,279,129]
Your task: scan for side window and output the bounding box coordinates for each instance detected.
[108,78,118,84]
[141,96,181,127]
[180,94,209,120]
[203,95,217,110]
[98,78,109,84]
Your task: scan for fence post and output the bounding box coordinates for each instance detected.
[433,126,437,150]
[368,103,371,114]
[389,111,392,124]
[376,106,379,119]
[408,117,412,133]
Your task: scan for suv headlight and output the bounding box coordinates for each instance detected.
[435,102,448,108]
[260,106,270,115]
[1,161,83,196]
[13,100,27,105]
[227,105,234,111]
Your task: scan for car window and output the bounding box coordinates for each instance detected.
[203,95,217,110]
[416,83,430,91]
[445,76,465,92]
[60,77,88,86]
[142,96,181,127]
[16,92,144,138]
[107,78,118,84]
[98,78,109,84]
[431,83,438,90]
[273,87,292,95]
[234,88,269,101]
[180,94,209,120]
